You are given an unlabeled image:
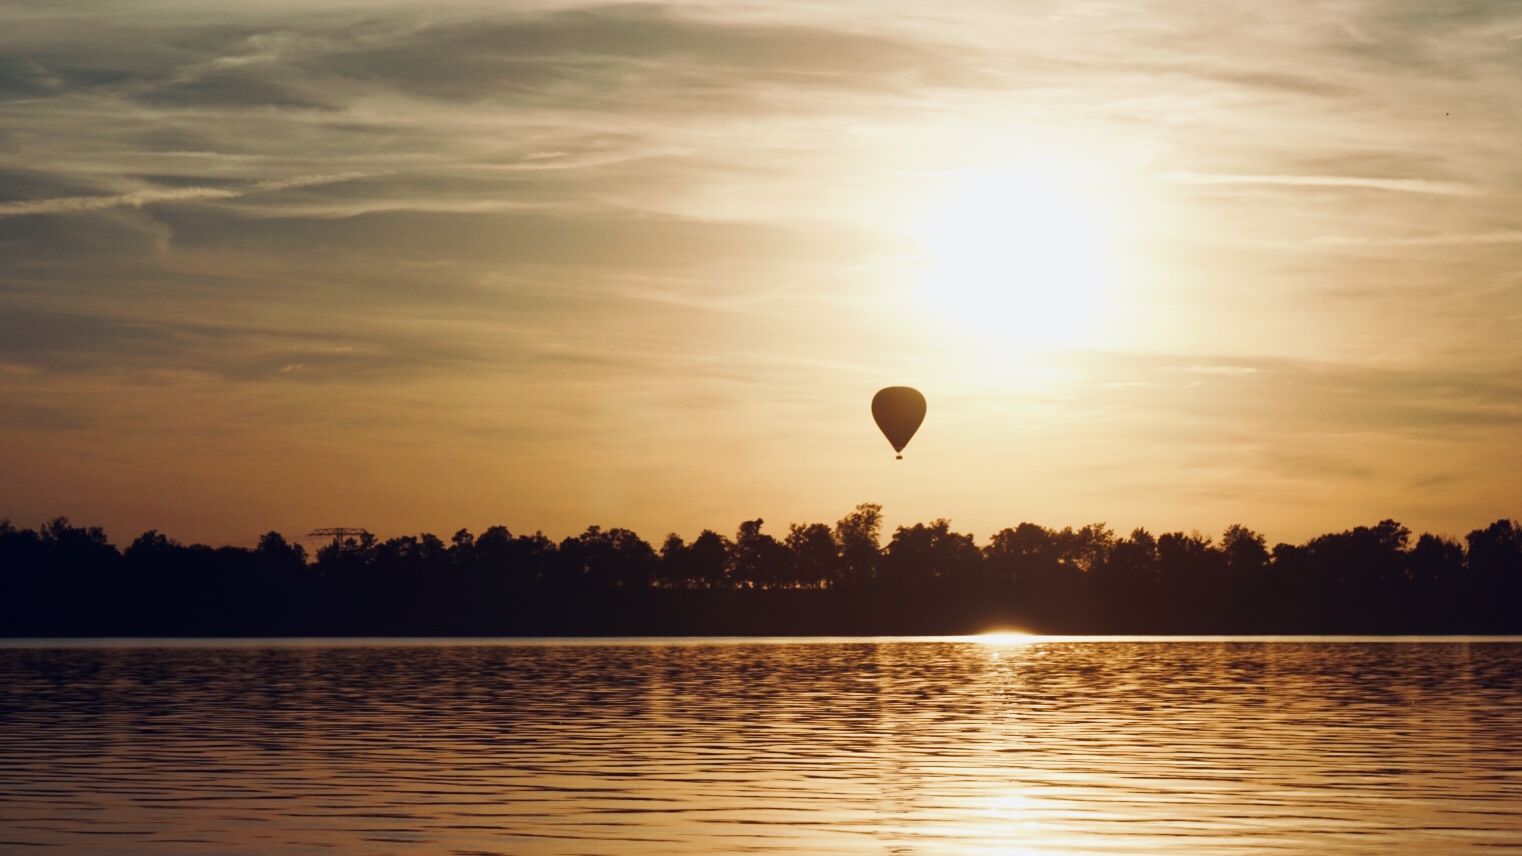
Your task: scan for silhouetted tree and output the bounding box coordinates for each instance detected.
[125,530,180,565]
[553,526,657,591]
[448,529,478,575]
[1408,533,1464,628]
[0,519,44,575]
[473,526,554,592]
[0,520,45,609]
[985,523,1083,620]
[1222,525,1269,577]
[784,522,840,589]
[688,530,731,589]
[1156,531,1224,629]
[833,503,882,587]
[1061,523,1116,574]
[39,518,118,578]
[315,530,377,580]
[255,531,307,572]
[1265,540,1319,631]
[1220,524,1270,627]
[1093,527,1159,628]
[4,508,1522,636]
[656,534,688,589]
[372,533,448,585]
[658,531,734,589]
[986,523,1055,587]
[730,520,788,589]
[1305,520,1410,631]
[881,520,980,592]
[1465,519,1522,629]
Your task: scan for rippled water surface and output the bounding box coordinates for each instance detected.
[2,638,1520,854]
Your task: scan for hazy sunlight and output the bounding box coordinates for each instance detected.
[915,172,1115,348]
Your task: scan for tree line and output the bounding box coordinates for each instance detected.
[2,505,1519,635]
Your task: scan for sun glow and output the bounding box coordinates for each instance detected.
[914,171,1116,347]
[977,630,1036,644]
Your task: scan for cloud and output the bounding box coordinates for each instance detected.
[1161,171,1476,195]
[149,204,888,272]
[0,166,103,203]
[246,172,378,193]
[0,186,240,216]
[294,6,983,106]
[3,4,984,120]
[0,172,374,217]
[1312,230,1522,246]
[1059,351,1522,441]
[1334,1,1522,72]
[137,71,336,110]
[0,304,479,382]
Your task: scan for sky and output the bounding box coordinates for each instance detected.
[2,0,1521,549]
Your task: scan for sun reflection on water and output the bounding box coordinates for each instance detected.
[977,630,1037,644]
[3,640,1520,854]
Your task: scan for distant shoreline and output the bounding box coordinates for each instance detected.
[7,634,1522,644]
[5,509,1520,636]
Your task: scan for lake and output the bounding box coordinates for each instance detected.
[1,638,1519,854]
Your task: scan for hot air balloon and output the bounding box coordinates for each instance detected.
[871,386,926,459]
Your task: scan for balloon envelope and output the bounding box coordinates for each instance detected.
[871,387,926,457]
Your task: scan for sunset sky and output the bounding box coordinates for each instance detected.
[3,0,1521,549]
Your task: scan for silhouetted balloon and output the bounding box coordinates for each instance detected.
[871,387,926,459]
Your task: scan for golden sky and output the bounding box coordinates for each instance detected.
[2,0,1521,548]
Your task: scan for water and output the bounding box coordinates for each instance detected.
[1,638,1520,855]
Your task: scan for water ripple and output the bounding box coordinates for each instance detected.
[1,639,1519,854]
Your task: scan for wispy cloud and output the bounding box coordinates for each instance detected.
[0,172,374,218]
[1161,171,1476,195]
[0,186,240,217]
[247,172,376,193]
[1062,351,1522,444]
[1312,230,1522,246]
[0,303,481,381]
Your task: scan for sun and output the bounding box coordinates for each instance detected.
[913,171,1114,346]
